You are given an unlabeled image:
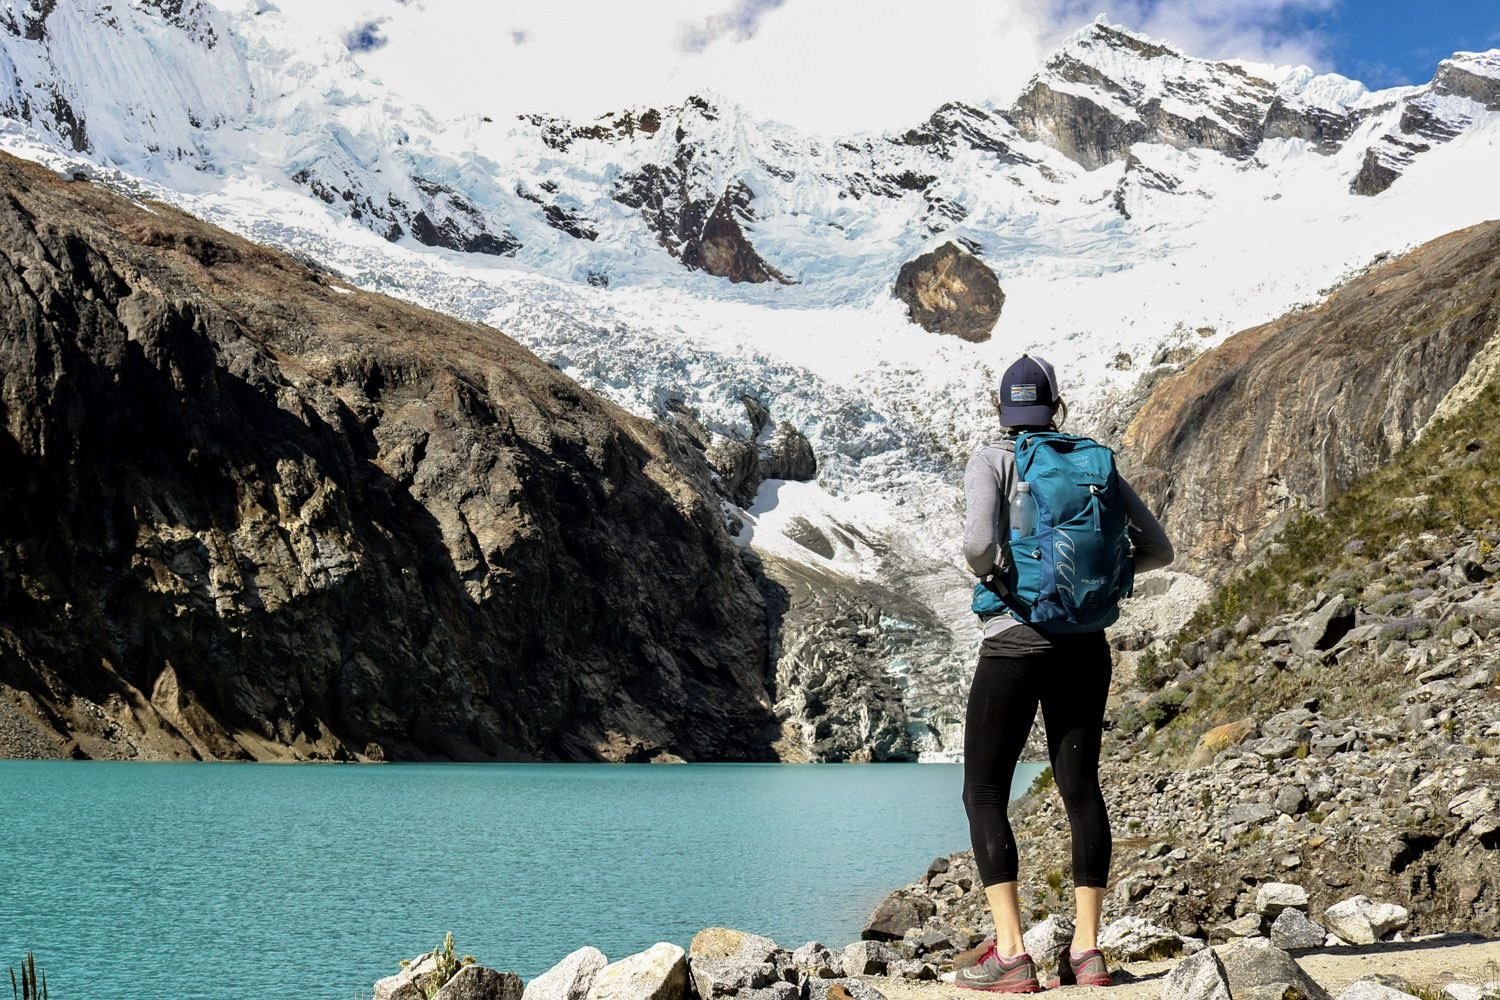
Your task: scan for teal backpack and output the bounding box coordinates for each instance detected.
[972,431,1134,633]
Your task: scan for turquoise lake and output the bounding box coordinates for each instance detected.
[1,761,1043,1000]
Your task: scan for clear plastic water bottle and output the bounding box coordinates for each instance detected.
[1010,482,1038,539]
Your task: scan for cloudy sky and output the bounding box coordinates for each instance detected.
[281,0,1500,132]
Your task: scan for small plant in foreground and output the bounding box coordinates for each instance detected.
[425,932,475,999]
[9,953,47,1000]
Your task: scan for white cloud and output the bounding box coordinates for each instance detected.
[251,0,1340,134]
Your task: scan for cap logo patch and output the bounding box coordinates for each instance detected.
[1009,384,1038,403]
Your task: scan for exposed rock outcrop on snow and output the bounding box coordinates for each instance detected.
[892,242,1004,343]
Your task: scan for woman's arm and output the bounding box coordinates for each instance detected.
[963,449,1004,577]
[1120,476,1174,573]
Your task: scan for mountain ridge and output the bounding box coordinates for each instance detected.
[4,8,1497,288]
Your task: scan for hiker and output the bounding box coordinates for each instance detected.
[953,355,1174,992]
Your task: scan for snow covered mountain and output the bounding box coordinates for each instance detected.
[3,2,1499,758]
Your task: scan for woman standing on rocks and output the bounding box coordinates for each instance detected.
[953,355,1173,992]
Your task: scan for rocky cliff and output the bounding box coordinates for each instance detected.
[1123,221,1500,580]
[0,151,780,762]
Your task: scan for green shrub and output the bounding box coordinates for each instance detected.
[1134,648,1176,691]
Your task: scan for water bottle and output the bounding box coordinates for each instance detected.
[1010,482,1038,539]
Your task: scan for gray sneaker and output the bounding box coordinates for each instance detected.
[1046,945,1111,988]
[953,943,1040,993]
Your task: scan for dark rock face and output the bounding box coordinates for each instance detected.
[707,437,762,506]
[136,0,220,48]
[758,425,817,483]
[1348,73,1488,196]
[1350,147,1405,196]
[1262,95,1358,151]
[1009,73,1151,171]
[893,242,1004,342]
[1433,59,1500,109]
[616,157,789,284]
[893,102,1030,165]
[1123,221,1500,579]
[0,151,776,762]
[290,166,522,257]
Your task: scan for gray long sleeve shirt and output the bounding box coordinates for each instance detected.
[963,435,1174,636]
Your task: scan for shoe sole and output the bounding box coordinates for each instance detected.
[1045,976,1112,988]
[955,979,1041,994]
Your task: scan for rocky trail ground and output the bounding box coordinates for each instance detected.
[371,925,1500,1000]
[870,936,1500,999]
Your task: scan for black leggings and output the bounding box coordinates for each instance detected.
[962,631,1112,888]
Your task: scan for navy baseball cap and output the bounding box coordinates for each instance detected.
[999,354,1059,427]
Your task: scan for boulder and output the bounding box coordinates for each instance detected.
[585,944,687,1000]
[842,940,897,976]
[1212,914,1265,941]
[1290,595,1356,654]
[1454,593,1500,638]
[789,942,841,979]
[688,928,778,1000]
[1098,915,1183,960]
[1274,785,1310,816]
[1442,985,1500,1000]
[1253,736,1305,760]
[1269,909,1326,951]
[689,929,779,965]
[892,241,1005,342]
[889,959,938,981]
[1023,915,1074,967]
[1225,803,1277,826]
[1448,786,1498,827]
[734,985,800,1000]
[1161,948,1232,1000]
[1187,719,1257,768]
[1217,938,1332,1000]
[1337,981,1421,1000]
[1322,895,1409,945]
[861,893,935,941]
[759,424,817,483]
[435,967,525,1000]
[374,974,427,1000]
[806,979,887,1000]
[376,953,443,1000]
[524,947,609,1000]
[914,929,954,955]
[1255,883,1310,917]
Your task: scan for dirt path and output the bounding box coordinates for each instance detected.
[863,936,1500,998]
